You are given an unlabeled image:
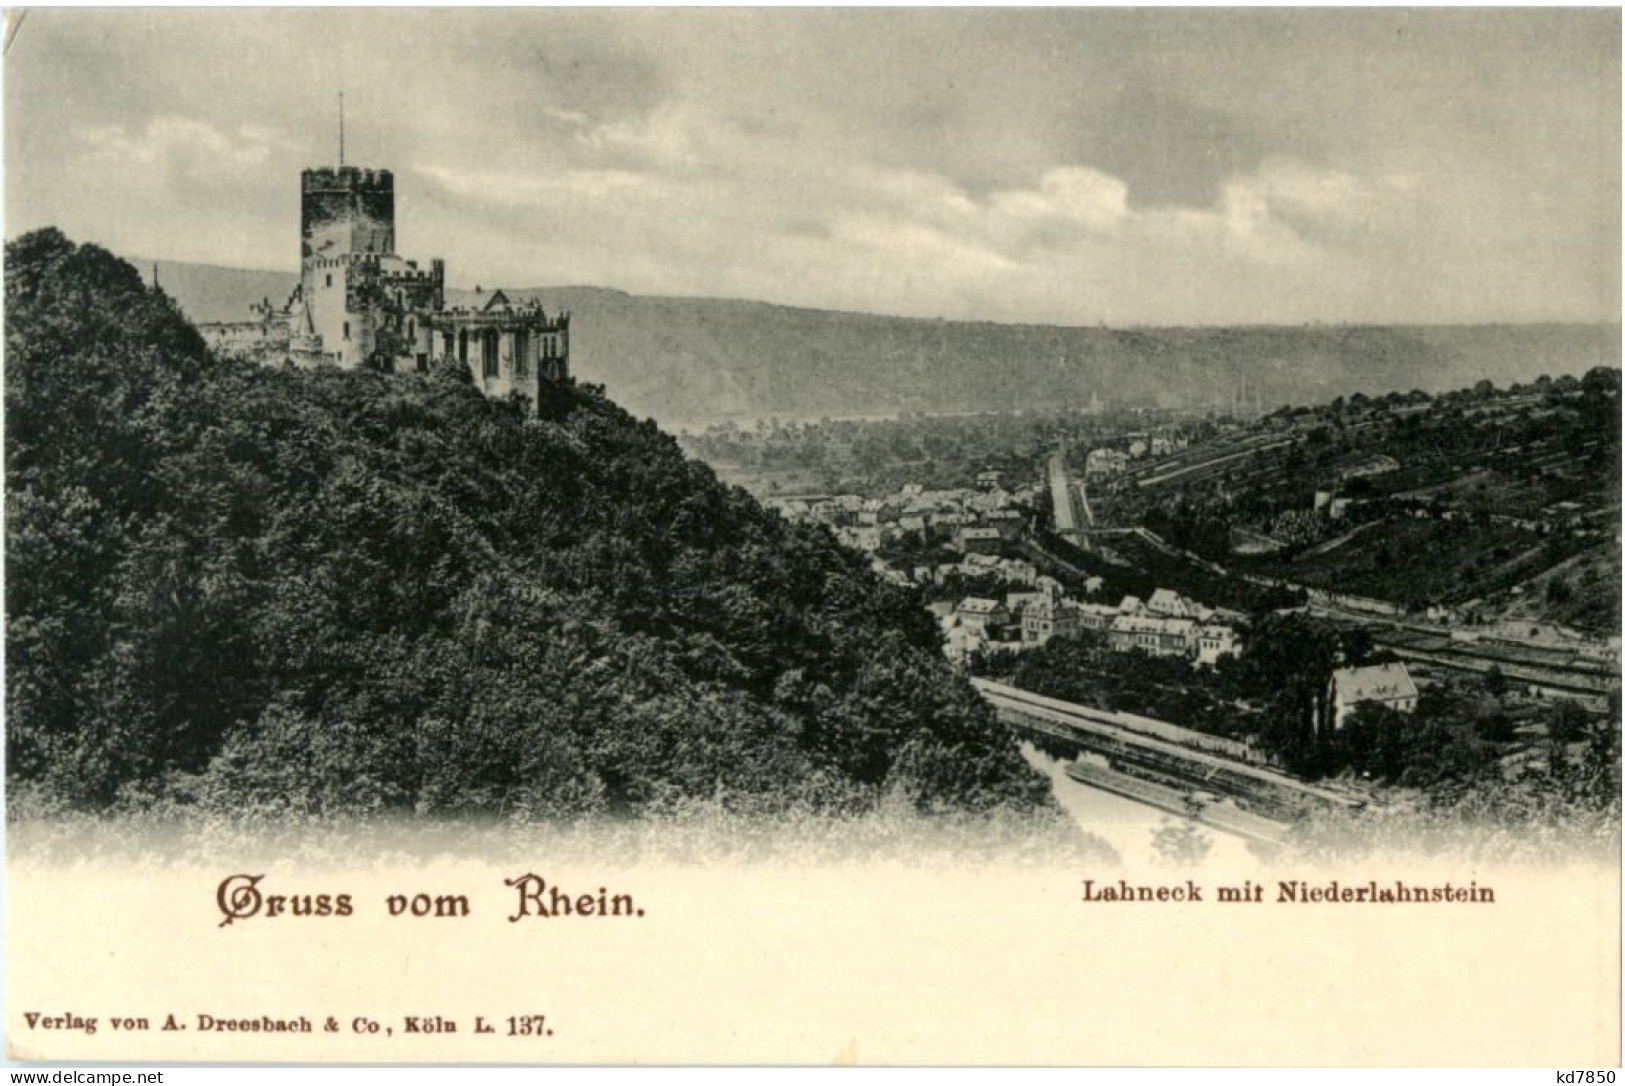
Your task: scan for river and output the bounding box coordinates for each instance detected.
[1018,740,1260,867]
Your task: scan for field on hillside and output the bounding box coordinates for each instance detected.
[1237,517,1560,609]
[1483,541,1622,633]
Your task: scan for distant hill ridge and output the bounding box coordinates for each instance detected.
[141,255,1622,426]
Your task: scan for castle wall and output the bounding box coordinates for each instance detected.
[302,259,353,364]
[429,311,571,413]
[199,319,291,362]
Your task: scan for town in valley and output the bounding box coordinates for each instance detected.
[683,365,1621,846]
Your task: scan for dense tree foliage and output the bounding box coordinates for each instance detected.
[971,631,1257,740]
[6,231,1050,821]
[973,613,1384,772]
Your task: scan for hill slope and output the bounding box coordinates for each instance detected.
[143,256,1621,425]
[10,231,1046,820]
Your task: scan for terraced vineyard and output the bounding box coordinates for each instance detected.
[1091,375,1620,634]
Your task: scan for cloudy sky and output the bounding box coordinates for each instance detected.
[6,8,1619,325]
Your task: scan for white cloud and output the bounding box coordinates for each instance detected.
[416,163,658,207]
[403,125,1439,325]
[77,116,300,181]
[541,106,591,128]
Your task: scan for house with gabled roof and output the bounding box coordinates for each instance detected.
[1328,663,1419,730]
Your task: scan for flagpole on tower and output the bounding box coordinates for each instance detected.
[338,91,345,168]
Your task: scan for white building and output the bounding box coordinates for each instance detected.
[1195,625,1240,666]
[1085,448,1129,477]
[1146,587,1210,621]
[1077,602,1121,631]
[1108,614,1197,657]
[1022,589,1082,646]
[1328,663,1419,730]
[955,598,1010,635]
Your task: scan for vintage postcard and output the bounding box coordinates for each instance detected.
[3,7,1620,1069]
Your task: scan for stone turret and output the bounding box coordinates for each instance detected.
[301,167,395,266]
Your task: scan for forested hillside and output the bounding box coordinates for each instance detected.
[8,230,1048,821]
[146,256,1620,425]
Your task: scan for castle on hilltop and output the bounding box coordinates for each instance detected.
[202,156,570,414]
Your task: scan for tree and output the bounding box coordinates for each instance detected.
[1546,577,1573,605]
[1235,614,1362,773]
[5,231,1055,824]
[1152,817,1213,867]
[1475,712,1515,744]
[1576,715,1621,806]
[1581,366,1620,394]
[1549,700,1589,744]
[1337,703,1412,781]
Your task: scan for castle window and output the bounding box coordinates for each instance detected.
[326,273,333,288]
[343,321,350,341]
[483,330,500,378]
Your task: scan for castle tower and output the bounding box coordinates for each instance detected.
[300,167,395,268]
[294,167,401,365]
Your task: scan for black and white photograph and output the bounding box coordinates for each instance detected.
[3,7,1619,1069]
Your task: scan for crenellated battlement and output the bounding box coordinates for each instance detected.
[434,306,571,332]
[375,267,441,284]
[302,166,394,192]
[307,253,443,284]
